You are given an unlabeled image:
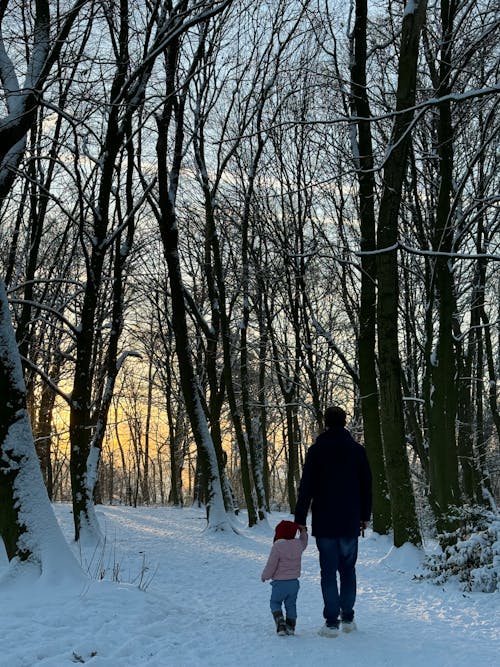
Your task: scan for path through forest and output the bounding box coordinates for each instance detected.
[0,505,498,666]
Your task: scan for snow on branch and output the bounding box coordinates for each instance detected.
[218,84,500,144]
[355,241,500,262]
[7,298,80,336]
[115,350,142,373]
[19,355,71,405]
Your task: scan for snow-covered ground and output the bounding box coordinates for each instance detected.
[0,504,498,666]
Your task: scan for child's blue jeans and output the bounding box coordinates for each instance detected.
[270,579,300,620]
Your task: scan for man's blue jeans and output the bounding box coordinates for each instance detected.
[316,536,358,624]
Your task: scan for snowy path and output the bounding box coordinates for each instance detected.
[0,505,498,666]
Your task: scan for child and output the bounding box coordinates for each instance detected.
[261,520,308,635]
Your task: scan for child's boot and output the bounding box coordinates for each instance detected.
[285,618,296,635]
[272,611,286,635]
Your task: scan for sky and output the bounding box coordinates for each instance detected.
[0,504,498,666]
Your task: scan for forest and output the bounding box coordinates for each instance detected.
[0,0,499,579]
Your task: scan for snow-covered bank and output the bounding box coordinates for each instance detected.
[0,504,498,666]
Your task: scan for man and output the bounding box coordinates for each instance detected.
[294,406,372,637]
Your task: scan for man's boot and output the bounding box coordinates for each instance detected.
[272,611,286,635]
[285,618,296,635]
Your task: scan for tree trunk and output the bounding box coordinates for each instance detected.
[163,342,185,507]
[34,356,61,499]
[0,280,83,582]
[194,138,259,526]
[376,0,427,547]
[285,401,301,511]
[427,0,461,533]
[154,33,231,531]
[257,291,271,510]
[350,0,392,535]
[239,131,267,521]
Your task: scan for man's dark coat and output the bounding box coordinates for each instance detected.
[294,426,372,538]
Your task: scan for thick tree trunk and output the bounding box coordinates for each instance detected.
[427,0,461,533]
[0,280,83,582]
[350,0,392,535]
[376,0,427,547]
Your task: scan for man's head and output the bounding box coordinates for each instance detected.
[324,406,346,428]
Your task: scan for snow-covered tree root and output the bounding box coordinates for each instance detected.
[0,279,85,588]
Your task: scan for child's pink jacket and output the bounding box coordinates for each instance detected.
[261,531,308,581]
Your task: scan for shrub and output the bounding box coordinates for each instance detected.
[424,505,500,593]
